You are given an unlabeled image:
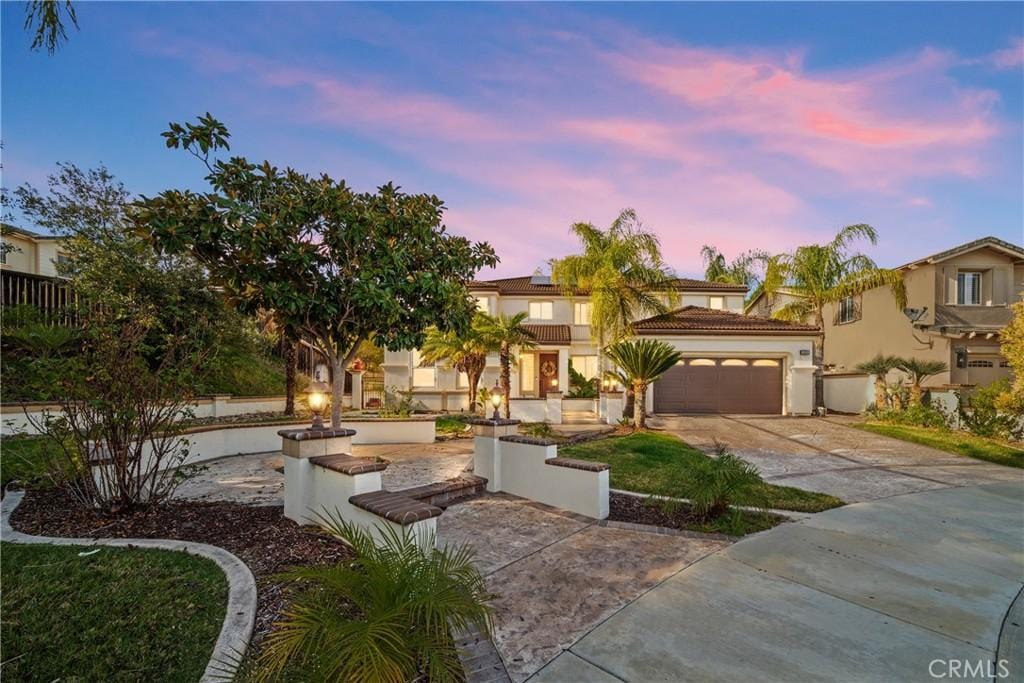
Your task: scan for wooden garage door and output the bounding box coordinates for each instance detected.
[654,358,783,415]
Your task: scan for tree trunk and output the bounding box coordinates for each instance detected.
[468,369,480,414]
[283,337,297,416]
[634,381,647,429]
[622,388,634,419]
[329,353,344,428]
[874,377,887,411]
[500,343,512,419]
[814,308,825,413]
[909,382,923,407]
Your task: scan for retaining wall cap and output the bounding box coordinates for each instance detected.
[467,418,521,426]
[499,434,560,446]
[309,454,387,475]
[277,427,357,440]
[348,490,443,524]
[546,457,611,472]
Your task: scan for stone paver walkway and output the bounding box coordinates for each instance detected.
[173,440,473,504]
[537,481,1024,682]
[438,494,727,682]
[651,415,1022,502]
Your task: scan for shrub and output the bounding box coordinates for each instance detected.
[870,404,951,430]
[520,421,556,438]
[566,366,598,399]
[960,380,1022,441]
[253,514,493,682]
[652,446,767,521]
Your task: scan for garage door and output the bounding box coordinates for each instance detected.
[653,358,783,414]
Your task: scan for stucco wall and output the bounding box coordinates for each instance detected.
[823,373,875,414]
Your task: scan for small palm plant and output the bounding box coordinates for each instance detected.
[604,339,683,429]
[253,513,493,683]
[897,358,949,407]
[686,449,767,520]
[420,315,494,411]
[855,354,902,411]
[477,312,536,418]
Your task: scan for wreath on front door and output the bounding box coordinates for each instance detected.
[540,360,557,377]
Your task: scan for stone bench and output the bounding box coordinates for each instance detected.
[309,454,387,476]
[348,490,443,525]
[398,474,488,507]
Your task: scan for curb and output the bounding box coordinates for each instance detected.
[1,490,257,682]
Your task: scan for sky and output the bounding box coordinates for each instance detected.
[2,2,1023,279]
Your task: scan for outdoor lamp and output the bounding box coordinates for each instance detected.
[490,381,503,420]
[307,380,329,430]
[550,377,559,389]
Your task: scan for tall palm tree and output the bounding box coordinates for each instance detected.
[419,316,492,411]
[898,358,948,407]
[763,224,906,410]
[550,209,677,352]
[855,354,902,410]
[477,312,536,418]
[700,244,767,289]
[604,339,683,429]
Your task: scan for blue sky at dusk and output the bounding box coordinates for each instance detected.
[3,2,1022,278]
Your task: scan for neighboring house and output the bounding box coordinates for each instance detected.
[1,224,70,277]
[744,286,804,318]
[384,273,818,418]
[747,236,1023,395]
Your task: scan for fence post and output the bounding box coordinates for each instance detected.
[350,371,364,411]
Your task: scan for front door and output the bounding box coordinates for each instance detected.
[538,352,559,398]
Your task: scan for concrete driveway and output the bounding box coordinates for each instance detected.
[649,414,1023,502]
[534,481,1024,682]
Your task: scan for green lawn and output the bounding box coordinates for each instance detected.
[855,422,1024,469]
[435,414,473,436]
[560,431,844,513]
[1,542,227,682]
[0,435,69,488]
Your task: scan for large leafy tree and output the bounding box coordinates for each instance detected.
[550,209,677,352]
[478,312,536,418]
[997,302,1024,413]
[700,244,767,290]
[763,224,906,410]
[604,339,683,429]
[419,317,493,411]
[135,115,497,427]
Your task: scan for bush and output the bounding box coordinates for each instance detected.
[253,514,493,682]
[652,446,767,521]
[870,403,951,430]
[960,380,1022,441]
[566,366,598,399]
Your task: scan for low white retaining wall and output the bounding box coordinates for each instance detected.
[471,419,609,519]
[342,417,436,444]
[509,399,548,422]
[823,373,874,414]
[562,398,598,413]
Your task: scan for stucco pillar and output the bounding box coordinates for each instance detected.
[210,394,231,418]
[788,366,816,415]
[546,391,563,424]
[468,418,520,492]
[279,427,357,523]
[603,392,624,425]
[349,371,364,411]
[556,348,570,395]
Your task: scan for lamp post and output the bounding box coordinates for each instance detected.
[490,380,503,421]
[307,380,329,430]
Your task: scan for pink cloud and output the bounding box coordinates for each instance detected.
[990,37,1024,69]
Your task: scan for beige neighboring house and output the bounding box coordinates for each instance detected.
[385,273,818,419]
[745,236,1023,393]
[1,224,70,277]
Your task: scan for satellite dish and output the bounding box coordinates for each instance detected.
[903,307,928,323]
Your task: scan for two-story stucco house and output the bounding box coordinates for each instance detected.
[384,273,819,420]
[746,236,1023,395]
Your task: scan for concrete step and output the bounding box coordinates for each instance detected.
[397,474,488,507]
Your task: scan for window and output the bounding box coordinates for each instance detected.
[721,359,748,366]
[573,301,592,325]
[957,271,982,305]
[0,242,7,265]
[752,359,780,367]
[474,296,490,314]
[1000,360,1010,368]
[708,296,724,310]
[410,349,436,387]
[519,353,535,393]
[967,359,993,368]
[571,355,599,380]
[837,296,858,324]
[529,301,553,320]
[689,358,716,366]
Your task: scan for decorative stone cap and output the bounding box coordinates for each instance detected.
[466,418,521,426]
[309,454,387,475]
[399,475,488,501]
[499,434,560,447]
[278,427,357,440]
[545,457,610,472]
[348,490,443,525]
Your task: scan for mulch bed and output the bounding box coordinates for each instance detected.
[9,487,354,646]
[609,491,710,529]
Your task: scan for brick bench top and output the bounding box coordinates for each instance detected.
[545,457,610,473]
[499,434,560,446]
[309,454,388,475]
[398,474,488,501]
[278,427,357,440]
[466,417,521,426]
[348,490,443,525]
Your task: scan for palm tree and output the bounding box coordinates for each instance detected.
[700,245,767,289]
[763,224,906,410]
[24,0,78,54]
[550,209,677,353]
[897,358,948,407]
[855,354,902,411]
[477,312,536,418]
[604,339,683,429]
[419,316,492,411]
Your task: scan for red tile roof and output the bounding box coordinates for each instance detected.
[468,276,746,295]
[522,324,572,345]
[633,306,819,336]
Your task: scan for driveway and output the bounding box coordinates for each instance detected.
[535,480,1024,682]
[649,414,1023,502]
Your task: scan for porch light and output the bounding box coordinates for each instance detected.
[550,378,559,388]
[490,381,503,421]
[307,380,329,430]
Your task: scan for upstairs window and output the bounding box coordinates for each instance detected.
[474,296,490,314]
[708,296,724,310]
[0,242,7,265]
[837,296,859,324]
[529,301,553,320]
[957,271,982,305]
[573,302,592,325]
